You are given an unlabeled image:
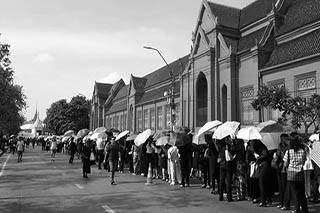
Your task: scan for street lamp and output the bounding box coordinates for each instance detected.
[143,46,176,132]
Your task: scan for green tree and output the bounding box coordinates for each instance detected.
[252,85,320,134]
[0,42,26,135]
[44,95,90,135]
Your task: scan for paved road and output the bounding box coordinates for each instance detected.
[0,147,319,213]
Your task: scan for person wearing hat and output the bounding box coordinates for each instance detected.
[104,136,120,185]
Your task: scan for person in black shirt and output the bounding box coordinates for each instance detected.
[104,137,120,185]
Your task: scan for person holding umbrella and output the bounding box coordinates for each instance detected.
[104,136,120,185]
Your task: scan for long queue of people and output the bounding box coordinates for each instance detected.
[72,129,318,213]
[2,128,319,213]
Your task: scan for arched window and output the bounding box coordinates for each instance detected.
[196,72,208,126]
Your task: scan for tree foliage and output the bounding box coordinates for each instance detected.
[44,95,90,135]
[0,42,26,135]
[252,85,320,134]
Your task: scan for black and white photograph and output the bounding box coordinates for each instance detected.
[1,0,320,212]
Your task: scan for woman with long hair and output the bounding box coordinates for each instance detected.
[283,134,309,213]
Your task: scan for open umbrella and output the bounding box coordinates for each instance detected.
[192,134,206,145]
[62,136,71,143]
[94,127,107,134]
[64,130,75,137]
[237,126,262,141]
[90,132,107,141]
[169,131,191,146]
[213,121,240,140]
[260,133,281,150]
[309,133,319,142]
[153,130,169,141]
[77,129,89,138]
[126,133,137,141]
[256,120,277,131]
[134,129,152,146]
[115,130,129,141]
[197,120,222,137]
[156,136,170,146]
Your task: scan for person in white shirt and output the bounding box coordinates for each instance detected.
[17,137,25,163]
[50,137,57,162]
[168,145,181,185]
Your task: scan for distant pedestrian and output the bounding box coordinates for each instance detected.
[50,137,57,162]
[104,136,119,185]
[69,137,76,163]
[17,137,25,163]
[96,138,105,170]
[81,138,91,178]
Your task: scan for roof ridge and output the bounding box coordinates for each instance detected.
[207,1,240,10]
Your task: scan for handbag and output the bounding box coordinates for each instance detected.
[303,155,314,171]
[250,162,259,178]
[90,152,95,161]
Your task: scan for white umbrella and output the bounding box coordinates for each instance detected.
[260,133,281,150]
[192,134,206,145]
[256,120,277,131]
[94,127,107,134]
[134,129,152,146]
[156,136,169,146]
[237,126,262,141]
[197,120,222,137]
[309,134,319,142]
[115,130,129,141]
[90,132,107,141]
[64,130,75,137]
[62,136,71,143]
[213,121,240,140]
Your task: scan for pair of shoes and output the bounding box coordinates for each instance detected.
[237,197,245,201]
[201,184,206,188]
[258,203,267,207]
[227,199,233,202]
[277,204,283,208]
[186,184,190,187]
[110,181,116,185]
[281,207,290,211]
[219,197,223,201]
[180,184,185,188]
[170,182,175,186]
[252,199,259,204]
[206,185,211,189]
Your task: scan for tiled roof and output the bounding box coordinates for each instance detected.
[95,82,113,99]
[138,81,180,104]
[276,0,320,36]
[131,75,147,90]
[239,0,272,28]
[265,28,320,67]
[143,55,189,88]
[238,27,267,52]
[207,1,240,29]
[107,99,128,114]
[113,85,129,101]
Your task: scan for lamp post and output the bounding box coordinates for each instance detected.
[143,46,176,132]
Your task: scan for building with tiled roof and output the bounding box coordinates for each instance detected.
[102,55,188,132]
[91,0,320,133]
[90,82,113,129]
[180,0,320,130]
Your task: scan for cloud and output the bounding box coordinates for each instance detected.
[97,72,122,84]
[33,53,55,64]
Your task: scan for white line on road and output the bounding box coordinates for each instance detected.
[75,184,84,189]
[0,154,11,177]
[102,205,116,213]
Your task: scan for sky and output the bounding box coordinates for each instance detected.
[0,0,256,121]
